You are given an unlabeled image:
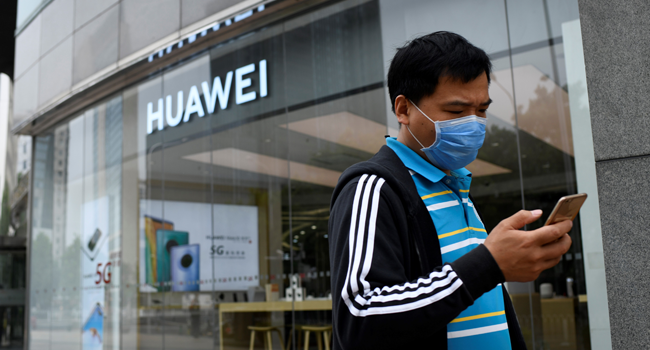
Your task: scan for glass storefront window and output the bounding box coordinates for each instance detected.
[28,0,603,349]
[31,96,122,349]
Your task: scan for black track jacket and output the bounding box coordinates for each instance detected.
[328,145,526,350]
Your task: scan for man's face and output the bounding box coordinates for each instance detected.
[395,73,491,164]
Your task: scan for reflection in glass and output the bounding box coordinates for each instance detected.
[506,0,588,349]
[29,96,123,350]
[26,0,598,349]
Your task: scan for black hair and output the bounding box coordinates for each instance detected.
[387,31,492,113]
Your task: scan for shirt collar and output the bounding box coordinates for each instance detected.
[386,137,447,183]
[451,167,472,178]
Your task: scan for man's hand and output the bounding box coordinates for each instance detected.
[484,210,573,282]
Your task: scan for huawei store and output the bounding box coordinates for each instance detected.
[27,0,601,349]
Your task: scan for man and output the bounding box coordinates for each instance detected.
[328,32,573,349]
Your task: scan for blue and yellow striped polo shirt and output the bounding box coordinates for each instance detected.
[387,137,511,349]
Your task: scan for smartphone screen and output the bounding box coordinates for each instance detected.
[171,244,200,292]
[545,193,588,226]
[87,228,102,251]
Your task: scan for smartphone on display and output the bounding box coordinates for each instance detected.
[87,228,102,251]
[144,215,174,285]
[171,244,200,292]
[544,193,588,226]
[156,230,189,291]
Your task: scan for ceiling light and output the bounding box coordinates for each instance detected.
[184,148,342,187]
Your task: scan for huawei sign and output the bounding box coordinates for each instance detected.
[147,60,268,134]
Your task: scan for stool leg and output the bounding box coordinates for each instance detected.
[266,331,274,350]
[316,332,323,350]
[250,330,256,350]
[323,331,330,350]
[304,331,310,350]
[286,329,293,350]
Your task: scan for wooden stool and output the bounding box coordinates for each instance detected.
[248,326,286,350]
[286,325,332,350]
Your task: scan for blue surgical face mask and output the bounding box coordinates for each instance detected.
[405,99,486,171]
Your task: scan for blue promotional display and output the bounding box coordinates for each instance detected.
[156,230,189,291]
[171,244,200,292]
[139,200,259,292]
[82,303,103,349]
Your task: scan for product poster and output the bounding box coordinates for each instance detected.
[82,304,104,347]
[81,197,109,350]
[140,200,259,292]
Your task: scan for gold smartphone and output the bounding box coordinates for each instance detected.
[544,193,588,226]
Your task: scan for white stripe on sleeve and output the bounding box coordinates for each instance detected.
[359,177,385,295]
[340,174,369,305]
[351,278,464,317]
[341,174,464,318]
[349,175,377,296]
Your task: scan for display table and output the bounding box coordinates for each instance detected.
[218,300,332,349]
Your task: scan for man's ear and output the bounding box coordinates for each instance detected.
[394,95,410,126]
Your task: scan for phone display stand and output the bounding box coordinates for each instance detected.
[285,274,305,301]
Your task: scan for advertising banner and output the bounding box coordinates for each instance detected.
[81,197,109,350]
[140,200,259,292]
